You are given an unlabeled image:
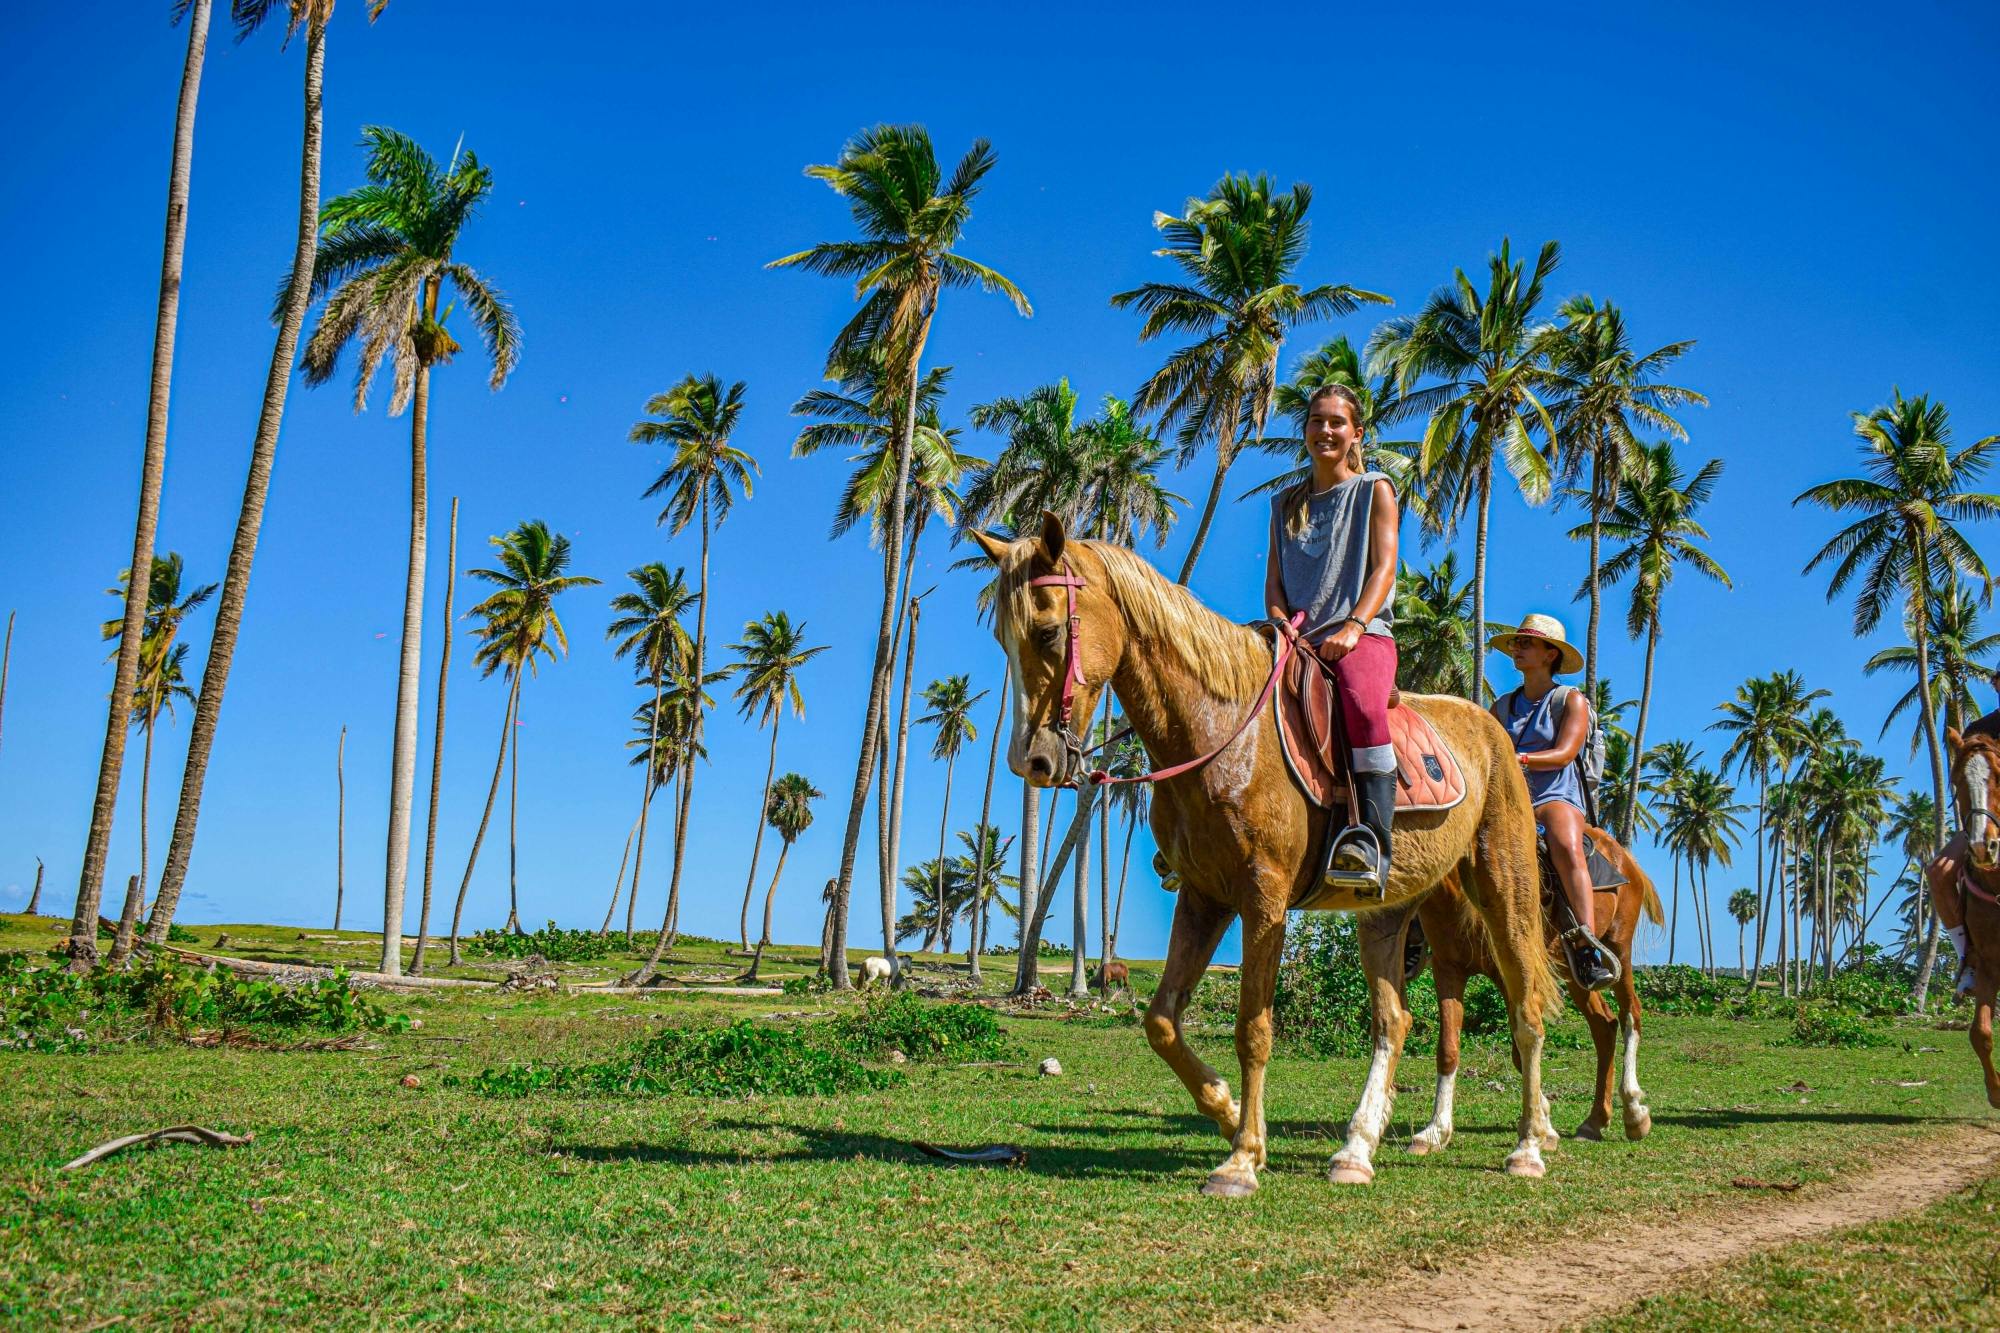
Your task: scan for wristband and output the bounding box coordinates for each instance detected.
[1340,616,1367,632]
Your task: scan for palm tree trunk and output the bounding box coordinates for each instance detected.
[1174,393,1243,586]
[26,860,43,917]
[1700,863,1716,977]
[72,0,212,970]
[143,17,323,949]
[966,688,1005,982]
[824,305,933,990]
[934,750,957,955]
[1070,793,1090,997]
[0,609,15,756]
[448,671,519,966]
[1584,440,1605,698]
[875,516,926,960]
[884,596,922,980]
[622,669,665,944]
[745,839,793,982]
[1471,461,1493,703]
[630,496,713,984]
[1745,771,1767,984]
[413,497,457,973]
[1910,578,1950,1009]
[505,681,523,933]
[737,716,781,951]
[139,723,153,926]
[1111,799,1138,967]
[598,807,641,936]
[1622,616,1661,846]
[1012,778,1041,994]
[379,345,432,976]
[334,725,346,931]
[1668,855,1681,966]
[107,733,155,969]
[1021,788,1096,991]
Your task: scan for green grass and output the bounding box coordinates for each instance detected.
[2,912,1996,1329]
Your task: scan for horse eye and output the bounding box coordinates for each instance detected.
[1037,623,1064,650]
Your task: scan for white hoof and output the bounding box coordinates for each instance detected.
[1624,1106,1653,1141]
[1328,1156,1376,1185]
[1201,1169,1258,1198]
[1504,1146,1547,1179]
[1406,1129,1450,1157]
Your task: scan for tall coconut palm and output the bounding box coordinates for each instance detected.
[411,494,456,974]
[772,123,1030,989]
[1645,739,1701,962]
[144,0,391,952]
[957,824,1019,956]
[603,563,696,942]
[916,672,986,946]
[1711,671,1825,987]
[1864,577,2000,760]
[1392,554,1478,696]
[100,553,217,683]
[626,374,757,983]
[628,662,731,959]
[295,125,519,975]
[1728,888,1759,978]
[896,859,963,954]
[1113,174,1389,583]
[964,687,1008,980]
[744,772,823,981]
[444,523,595,963]
[729,612,829,950]
[1796,388,1997,1002]
[1663,765,1744,977]
[1100,728,1151,975]
[1368,239,1562,700]
[1584,440,1731,844]
[1542,296,1705,695]
[1247,335,1423,510]
[107,643,197,968]
[71,0,215,971]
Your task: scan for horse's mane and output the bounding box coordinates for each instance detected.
[994,538,1268,700]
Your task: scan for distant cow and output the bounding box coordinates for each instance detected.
[859,955,896,989]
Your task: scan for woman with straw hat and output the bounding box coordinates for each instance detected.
[1489,613,1617,990]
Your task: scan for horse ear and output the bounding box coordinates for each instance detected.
[1038,510,1068,566]
[968,529,1012,564]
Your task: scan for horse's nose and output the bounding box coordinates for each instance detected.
[1026,753,1055,783]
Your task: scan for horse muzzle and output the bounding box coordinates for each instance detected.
[1012,726,1075,788]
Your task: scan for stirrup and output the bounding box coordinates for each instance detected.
[1560,926,1621,987]
[1321,825,1388,899]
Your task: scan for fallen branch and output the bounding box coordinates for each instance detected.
[62,1125,254,1171]
[1730,1177,1802,1193]
[164,948,496,992]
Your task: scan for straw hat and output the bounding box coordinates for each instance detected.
[1489,613,1584,676]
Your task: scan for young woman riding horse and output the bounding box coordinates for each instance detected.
[1943,720,2000,1107]
[1928,667,2000,995]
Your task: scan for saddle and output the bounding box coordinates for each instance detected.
[1269,632,1467,815]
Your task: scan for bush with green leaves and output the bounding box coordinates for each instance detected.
[0,952,403,1052]
[1784,1002,1889,1048]
[1633,964,1737,1015]
[832,991,1012,1062]
[461,1018,901,1098]
[781,971,833,997]
[465,920,612,963]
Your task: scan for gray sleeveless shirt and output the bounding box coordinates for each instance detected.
[1269,471,1395,640]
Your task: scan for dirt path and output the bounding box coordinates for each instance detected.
[1279,1123,2000,1332]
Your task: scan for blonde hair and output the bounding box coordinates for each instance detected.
[1282,384,1368,539]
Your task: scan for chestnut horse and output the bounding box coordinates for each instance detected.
[1945,726,2000,1108]
[971,518,1561,1195]
[1409,827,1663,1155]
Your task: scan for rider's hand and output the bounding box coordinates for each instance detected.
[1321,620,1364,662]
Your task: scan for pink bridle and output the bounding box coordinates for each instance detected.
[1026,557,1303,788]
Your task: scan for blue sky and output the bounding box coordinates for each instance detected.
[3,0,1998,968]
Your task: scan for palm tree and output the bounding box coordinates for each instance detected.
[1248,335,1422,510]
[296,126,519,976]
[1113,174,1389,583]
[1645,739,1701,962]
[729,613,829,950]
[964,687,1008,981]
[627,375,758,984]
[411,496,456,974]
[108,643,196,968]
[1663,765,1744,977]
[744,772,823,982]
[1711,671,1826,987]
[444,523,596,963]
[1728,888,1759,977]
[1542,296,1705,696]
[0,610,13,759]
[603,563,696,942]
[1369,239,1562,700]
[1864,577,2000,760]
[1392,554,1478,696]
[143,0,392,953]
[916,672,986,945]
[896,859,962,954]
[100,553,217,684]
[772,124,1030,989]
[1584,440,1731,844]
[334,724,346,932]
[71,0,215,971]
[1100,728,1151,976]
[1797,388,1997,1002]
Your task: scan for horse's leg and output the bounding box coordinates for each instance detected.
[1467,846,1556,1179]
[1570,979,1617,1141]
[1331,902,1419,1185]
[1616,938,1652,1139]
[1971,973,2000,1110]
[1408,952,1463,1156]
[1144,889,1241,1143]
[1203,899,1286,1197]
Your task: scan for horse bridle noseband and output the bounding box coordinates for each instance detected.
[1025,556,1301,789]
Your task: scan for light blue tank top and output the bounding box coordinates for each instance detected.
[1502,687,1585,811]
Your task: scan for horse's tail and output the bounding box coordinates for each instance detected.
[1638,872,1665,927]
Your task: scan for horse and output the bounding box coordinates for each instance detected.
[970,516,1561,1196]
[1944,726,2000,1108]
[1091,959,1131,996]
[1409,826,1662,1155]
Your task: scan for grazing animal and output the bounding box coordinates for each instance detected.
[1092,959,1131,994]
[971,517,1560,1196]
[1945,727,2000,1107]
[1410,827,1662,1155]
[858,955,895,989]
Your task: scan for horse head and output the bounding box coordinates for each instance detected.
[1948,727,2000,873]
[969,512,1131,788]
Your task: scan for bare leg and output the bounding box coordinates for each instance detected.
[1204,897,1286,1197]
[1144,890,1241,1147]
[1409,953,1463,1156]
[1331,902,1419,1185]
[1541,801,1594,936]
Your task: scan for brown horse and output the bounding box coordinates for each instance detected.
[970,517,1561,1195]
[1944,726,2000,1108]
[1409,827,1663,1155]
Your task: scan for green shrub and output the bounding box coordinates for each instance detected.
[833,991,1012,1062]
[1785,1002,1889,1048]
[461,1019,900,1098]
[781,972,832,997]
[164,923,199,944]
[1633,964,1736,1015]
[465,921,612,963]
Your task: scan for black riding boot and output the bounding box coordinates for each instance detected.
[1329,771,1397,896]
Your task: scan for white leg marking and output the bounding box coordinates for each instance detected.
[1507,1027,1550,1178]
[1620,1013,1652,1138]
[1408,1070,1456,1155]
[1332,1034,1396,1182]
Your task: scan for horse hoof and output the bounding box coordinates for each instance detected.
[1406,1136,1444,1157]
[1201,1171,1258,1198]
[1573,1122,1605,1142]
[1624,1109,1652,1140]
[1540,1129,1561,1150]
[1504,1150,1546,1179]
[1328,1159,1375,1185]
